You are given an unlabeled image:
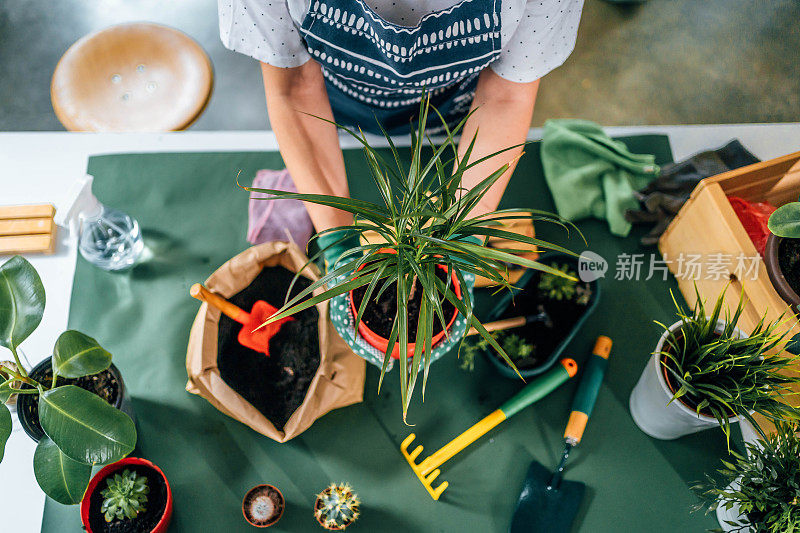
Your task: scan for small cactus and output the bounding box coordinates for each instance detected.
[314,483,360,530]
[100,469,149,522]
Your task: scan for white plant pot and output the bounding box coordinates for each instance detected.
[716,480,752,532]
[629,319,744,440]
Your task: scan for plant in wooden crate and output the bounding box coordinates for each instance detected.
[0,255,136,504]
[693,421,800,532]
[630,286,800,444]
[766,199,800,310]
[246,94,575,420]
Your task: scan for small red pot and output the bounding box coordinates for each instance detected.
[348,255,462,359]
[81,457,173,533]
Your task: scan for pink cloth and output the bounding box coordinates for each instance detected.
[247,169,314,248]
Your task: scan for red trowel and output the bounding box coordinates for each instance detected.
[190,283,294,356]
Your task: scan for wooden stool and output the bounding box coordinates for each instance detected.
[51,23,213,132]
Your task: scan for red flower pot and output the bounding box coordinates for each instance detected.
[348,256,462,359]
[81,457,173,533]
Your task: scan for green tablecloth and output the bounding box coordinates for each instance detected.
[42,137,728,532]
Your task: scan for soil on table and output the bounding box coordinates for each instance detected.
[491,268,593,371]
[350,266,457,340]
[217,266,320,430]
[87,464,168,533]
[778,237,800,297]
[243,485,284,527]
[21,366,119,437]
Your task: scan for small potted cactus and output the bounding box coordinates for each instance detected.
[314,483,360,530]
[242,484,285,528]
[80,457,173,533]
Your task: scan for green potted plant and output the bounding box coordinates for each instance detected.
[629,285,800,444]
[693,421,800,532]
[314,483,360,531]
[765,200,800,310]
[247,94,575,419]
[81,457,173,532]
[0,255,137,504]
[458,254,598,379]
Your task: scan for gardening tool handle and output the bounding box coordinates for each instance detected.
[190,284,249,324]
[419,359,577,475]
[499,358,578,418]
[564,336,612,445]
[464,312,548,337]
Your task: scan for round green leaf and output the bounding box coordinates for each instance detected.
[33,436,92,505]
[52,330,112,379]
[39,385,136,464]
[0,403,11,462]
[0,255,46,350]
[768,202,800,238]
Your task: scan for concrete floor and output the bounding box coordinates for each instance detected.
[0,0,797,131]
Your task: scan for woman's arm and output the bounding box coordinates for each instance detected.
[457,68,540,217]
[261,60,352,231]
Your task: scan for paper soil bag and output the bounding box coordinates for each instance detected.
[186,241,365,442]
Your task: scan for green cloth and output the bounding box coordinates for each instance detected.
[541,119,660,237]
[41,138,728,532]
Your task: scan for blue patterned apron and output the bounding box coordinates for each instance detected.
[299,0,503,135]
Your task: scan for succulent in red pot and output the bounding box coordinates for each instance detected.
[81,457,173,533]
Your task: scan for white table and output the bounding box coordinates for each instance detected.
[1,124,798,532]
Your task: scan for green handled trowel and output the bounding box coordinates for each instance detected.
[510,336,612,533]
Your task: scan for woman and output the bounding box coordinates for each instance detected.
[219,0,584,235]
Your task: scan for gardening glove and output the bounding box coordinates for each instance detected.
[316,228,362,275]
[625,140,760,246]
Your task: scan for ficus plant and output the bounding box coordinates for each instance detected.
[245,93,577,420]
[692,421,800,533]
[0,255,136,504]
[659,286,800,446]
[768,201,800,238]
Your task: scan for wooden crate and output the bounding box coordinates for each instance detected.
[659,151,800,437]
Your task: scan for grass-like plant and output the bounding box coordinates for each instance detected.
[659,286,800,444]
[245,93,576,419]
[101,469,149,522]
[692,421,800,532]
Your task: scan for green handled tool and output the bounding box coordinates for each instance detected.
[401,358,579,500]
[510,336,612,533]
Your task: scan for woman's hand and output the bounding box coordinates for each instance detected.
[458,68,540,217]
[261,60,353,231]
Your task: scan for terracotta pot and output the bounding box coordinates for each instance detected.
[242,484,284,528]
[80,457,173,533]
[764,233,800,312]
[348,261,461,359]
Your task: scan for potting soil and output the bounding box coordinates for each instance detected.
[217,266,320,430]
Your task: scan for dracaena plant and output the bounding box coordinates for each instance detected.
[0,256,136,505]
[659,286,800,445]
[692,421,800,533]
[245,93,576,420]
